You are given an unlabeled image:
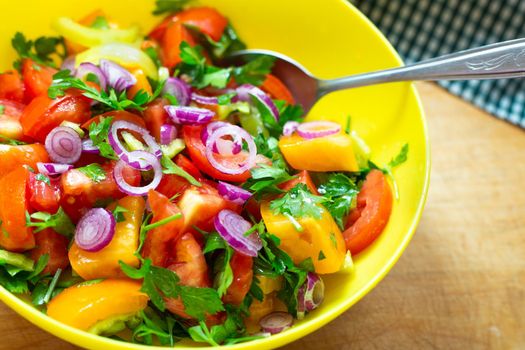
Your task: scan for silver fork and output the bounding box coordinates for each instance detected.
[229,38,525,113]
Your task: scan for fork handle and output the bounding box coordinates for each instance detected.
[318,38,525,94]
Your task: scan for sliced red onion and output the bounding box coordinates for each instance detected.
[164,105,215,125]
[159,124,177,145]
[283,121,300,137]
[205,125,257,175]
[191,92,218,105]
[108,120,162,170]
[113,151,162,196]
[236,84,279,121]
[297,272,325,313]
[61,56,76,73]
[259,312,293,334]
[214,209,262,257]
[162,77,191,106]
[36,162,73,177]
[75,62,107,90]
[296,121,341,139]
[75,208,116,252]
[45,126,82,164]
[200,121,241,155]
[201,121,229,144]
[217,181,252,205]
[81,138,100,154]
[100,59,136,92]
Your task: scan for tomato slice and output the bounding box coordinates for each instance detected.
[142,190,185,267]
[0,99,26,140]
[182,125,252,182]
[279,170,318,195]
[0,70,24,103]
[161,21,196,69]
[223,252,253,306]
[0,167,35,251]
[156,154,203,199]
[22,59,57,102]
[176,7,228,41]
[0,144,49,179]
[27,172,62,213]
[143,98,169,141]
[81,110,146,130]
[20,93,91,143]
[261,74,295,105]
[343,170,393,255]
[165,232,210,319]
[29,228,69,275]
[148,15,176,42]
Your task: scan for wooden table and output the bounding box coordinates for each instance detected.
[1,83,524,349]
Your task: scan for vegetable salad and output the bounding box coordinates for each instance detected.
[0,0,408,346]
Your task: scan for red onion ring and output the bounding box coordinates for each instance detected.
[283,121,300,136]
[113,151,162,196]
[36,162,73,177]
[75,62,107,90]
[296,121,341,139]
[44,126,82,164]
[217,181,252,205]
[205,125,257,175]
[236,84,279,120]
[108,120,162,170]
[100,59,137,92]
[297,272,325,313]
[164,105,215,125]
[81,138,100,154]
[200,121,241,155]
[159,124,178,145]
[191,92,219,105]
[214,209,262,257]
[75,208,116,252]
[163,77,191,106]
[259,312,293,334]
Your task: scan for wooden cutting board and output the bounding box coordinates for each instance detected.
[0,83,524,349]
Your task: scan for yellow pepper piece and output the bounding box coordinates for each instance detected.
[76,43,158,79]
[244,294,275,334]
[69,196,145,280]
[47,279,148,331]
[257,275,283,295]
[127,69,153,99]
[260,201,347,274]
[52,17,139,48]
[278,132,359,172]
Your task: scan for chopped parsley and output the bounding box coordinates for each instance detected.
[161,156,202,186]
[318,173,360,230]
[270,183,327,220]
[152,0,190,15]
[203,233,234,297]
[35,173,51,186]
[25,207,75,237]
[87,117,117,160]
[112,205,128,223]
[11,32,65,69]
[204,25,246,60]
[0,105,4,114]
[77,163,107,183]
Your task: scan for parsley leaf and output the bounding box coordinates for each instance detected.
[112,205,128,223]
[161,156,201,186]
[270,183,327,219]
[131,309,186,346]
[388,143,409,168]
[87,117,117,160]
[35,173,51,186]
[204,25,246,60]
[204,233,234,297]
[25,207,75,237]
[0,134,27,145]
[0,253,48,296]
[232,55,275,86]
[317,173,359,230]
[152,0,190,15]
[77,163,107,183]
[90,16,110,30]
[0,105,4,114]
[120,258,224,320]
[11,32,65,69]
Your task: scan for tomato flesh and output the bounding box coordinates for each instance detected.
[223,252,253,305]
[27,172,62,213]
[29,228,69,275]
[0,70,24,103]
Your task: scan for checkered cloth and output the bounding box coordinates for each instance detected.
[352,0,525,128]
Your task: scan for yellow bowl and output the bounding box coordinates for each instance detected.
[0,0,430,348]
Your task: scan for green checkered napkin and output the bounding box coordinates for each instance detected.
[352,0,525,128]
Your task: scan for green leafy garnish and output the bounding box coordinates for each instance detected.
[204,25,246,60]
[0,253,48,295]
[112,205,128,223]
[270,183,327,220]
[161,156,201,186]
[152,0,190,15]
[371,143,409,199]
[11,32,65,69]
[318,173,359,230]
[35,173,51,186]
[77,163,107,183]
[25,207,75,237]
[0,105,4,114]
[203,233,234,297]
[0,134,27,145]
[120,258,224,320]
[87,117,117,160]
[90,16,110,30]
[232,55,275,86]
[131,309,186,346]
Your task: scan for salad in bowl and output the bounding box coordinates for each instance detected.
[0,1,409,347]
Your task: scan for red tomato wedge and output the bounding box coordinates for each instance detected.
[29,228,69,275]
[0,99,26,140]
[20,93,91,143]
[27,172,62,213]
[0,70,24,103]
[176,7,228,41]
[182,125,252,182]
[142,190,185,267]
[161,22,196,69]
[0,144,49,179]
[343,170,393,255]
[261,74,295,105]
[22,59,57,102]
[0,167,35,251]
[143,98,169,142]
[223,252,253,306]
